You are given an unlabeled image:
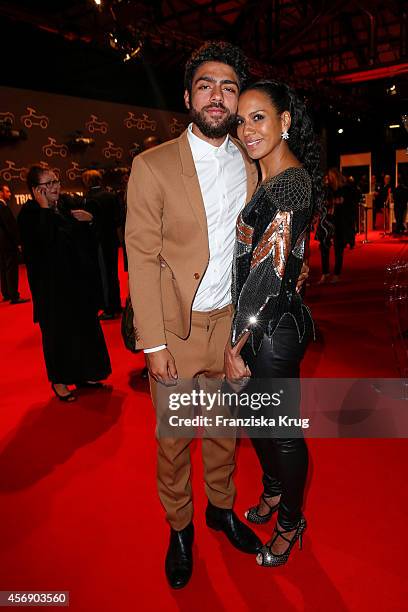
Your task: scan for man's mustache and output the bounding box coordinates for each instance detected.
[203,102,228,112]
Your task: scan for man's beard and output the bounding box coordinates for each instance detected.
[190,103,237,139]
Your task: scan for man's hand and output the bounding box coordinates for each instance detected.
[296,261,309,293]
[145,348,178,386]
[71,209,93,223]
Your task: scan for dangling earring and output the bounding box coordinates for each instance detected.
[281,129,289,140]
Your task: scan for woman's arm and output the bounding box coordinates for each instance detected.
[229,170,312,363]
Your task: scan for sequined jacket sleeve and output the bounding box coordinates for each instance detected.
[231,167,312,354]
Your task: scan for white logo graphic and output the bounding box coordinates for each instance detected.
[124,112,157,131]
[0,112,15,127]
[42,137,68,158]
[169,117,185,135]
[20,107,49,129]
[102,141,123,160]
[66,162,88,181]
[0,160,28,182]
[85,114,108,134]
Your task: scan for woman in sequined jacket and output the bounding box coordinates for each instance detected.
[224,80,326,568]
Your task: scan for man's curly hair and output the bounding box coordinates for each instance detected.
[184,41,249,95]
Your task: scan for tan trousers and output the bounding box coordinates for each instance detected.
[150,305,236,531]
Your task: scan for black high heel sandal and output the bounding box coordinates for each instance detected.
[256,517,306,567]
[245,494,280,525]
[51,383,76,402]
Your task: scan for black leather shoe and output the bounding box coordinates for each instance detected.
[165,523,194,589]
[206,502,262,554]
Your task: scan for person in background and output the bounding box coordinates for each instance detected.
[0,184,29,304]
[82,170,122,320]
[18,166,111,402]
[357,174,369,194]
[317,168,354,284]
[374,174,392,230]
[371,173,379,228]
[117,170,130,273]
[393,174,408,234]
[345,176,361,249]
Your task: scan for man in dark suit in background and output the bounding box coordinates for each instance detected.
[0,184,28,304]
[394,175,408,234]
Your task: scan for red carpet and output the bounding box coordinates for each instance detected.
[1,231,407,611]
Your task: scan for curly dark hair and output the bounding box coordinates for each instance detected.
[242,80,326,226]
[184,41,249,95]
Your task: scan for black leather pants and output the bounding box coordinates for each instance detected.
[242,312,313,530]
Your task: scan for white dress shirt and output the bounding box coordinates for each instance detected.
[144,124,247,353]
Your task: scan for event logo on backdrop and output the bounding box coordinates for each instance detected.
[20,107,49,130]
[0,86,188,201]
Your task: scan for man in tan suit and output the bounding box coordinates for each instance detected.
[126,42,261,589]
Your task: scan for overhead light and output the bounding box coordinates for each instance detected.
[389,124,400,129]
[386,84,397,95]
[108,32,119,50]
[337,128,344,134]
[94,0,102,5]
[122,42,143,63]
[107,28,143,63]
[332,63,408,84]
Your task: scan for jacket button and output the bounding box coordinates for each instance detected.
[194,273,200,279]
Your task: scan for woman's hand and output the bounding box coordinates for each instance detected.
[224,342,251,383]
[33,186,49,209]
[71,209,93,223]
[296,261,309,293]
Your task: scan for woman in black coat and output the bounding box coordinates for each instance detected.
[18,165,111,401]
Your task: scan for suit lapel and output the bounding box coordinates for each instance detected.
[178,130,208,236]
[177,130,258,235]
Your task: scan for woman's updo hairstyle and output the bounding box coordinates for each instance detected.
[242,80,325,224]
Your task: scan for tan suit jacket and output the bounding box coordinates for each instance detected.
[125,129,259,350]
